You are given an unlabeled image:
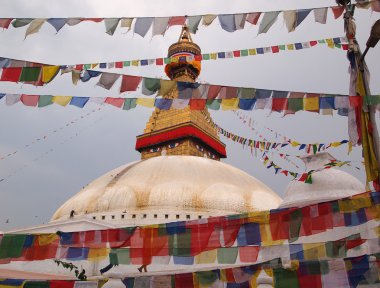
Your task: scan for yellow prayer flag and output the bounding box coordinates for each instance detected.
[291,141,300,147]
[348,141,353,154]
[338,196,372,212]
[38,233,58,246]
[202,15,217,26]
[249,269,262,288]
[248,211,269,223]
[304,96,319,111]
[210,53,217,60]
[326,39,334,49]
[88,248,110,261]
[249,49,257,55]
[195,249,217,264]
[136,98,155,107]
[259,223,284,246]
[221,98,239,110]
[170,57,179,63]
[303,243,326,260]
[131,60,139,66]
[331,142,341,147]
[42,66,60,83]
[158,80,176,96]
[91,63,98,68]
[52,96,72,106]
[287,44,295,50]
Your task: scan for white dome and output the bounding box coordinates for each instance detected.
[280,168,365,208]
[51,156,282,222]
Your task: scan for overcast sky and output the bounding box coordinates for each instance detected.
[0,0,379,231]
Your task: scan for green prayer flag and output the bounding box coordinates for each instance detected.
[288,98,304,112]
[109,250,119,265]
[195,270,218,286]
[313,144,318,154]
[12,19,33,28]
[142,78,161,95]
[305,173,313,184]
[23,282,49,288]
[158,80,176,96]
[19,67,41,82]
[84,64,91,70]
[318,39,326,43]
[123,98,137,110]
[289,209,302,242]
[206,99,221,110]
[335,43,342,48]
[238,88,256,99]
[279,45,286,50]
[164,58,171,64]
[240,49,248,56]
[123,61,130,67]
[202,54,210,60]
[217,247,238,264]
[273,268,300,288]
[172,229,192,256]
[38,95,53,107]
[0,234,27,259]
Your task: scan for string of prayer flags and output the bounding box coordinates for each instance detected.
[0,190,378,265]
[2,93,380,116]
[1,2,378,38]
[0,37,347,74]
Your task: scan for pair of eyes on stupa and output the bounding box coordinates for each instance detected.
[149,142,179,153]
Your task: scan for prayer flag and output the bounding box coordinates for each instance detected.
[0,67,22,82]
[47,18,66,32]
[25,19,46,38]
[70,97,89,108]
[19,67,41,82]
[168,16,186,27]
[202,15,217,26]
[104,18,120,35]
[152,17,169,36]
[105,97,126,108]
[42,66,60,83]
[246,13,261,25]
[134,17,153,37]
[314,8,328,24]
[0,18,13,29]
[188,16,202,33]
[97,73,120,90]
[283,10,296,32]
[221,98,239,110]
[258,11,280,34]
[21,94,39,106]
[38,95,53,107]
[136,98,155,107]
[123,98,137,110]
[52,96,72,106]
[120,75,141,93]
[296,9,311,27]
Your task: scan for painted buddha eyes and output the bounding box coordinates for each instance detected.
[168,142,179,149]
[150,147,161,153]
[196,145,204,152]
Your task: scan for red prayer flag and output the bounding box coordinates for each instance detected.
[50,281,75,288]
[309,41,318,47]
[0,67,22,82]
[21,94,39,106]
[246,13,261,25]
[272,98,288,112]
[168,16,186,27]
[271,46,280,53]
[349,95,363,108]
[207,85,221,99]
[331,6,345,19]
[342,44,348,50]
[175,273,194,288]
[105,97,125,108]
[115,61,123,68]
[80,18,103,22]
[239,246,259,262]
[75,64,83,70]
[0,18,13,29]
[156,58,164,65]
[233,51,241,57]
[194,55,202,61]
[190,99,206,110]
[297,269,322,288]
[120,75,142,92]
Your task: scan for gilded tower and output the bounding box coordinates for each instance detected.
[135,25,226,160]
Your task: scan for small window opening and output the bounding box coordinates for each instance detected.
[93,216,96,220]
[186,215,190,219]
[102,215,105,220]
[176,214,180,219]
[165,214,169,219]
[121,214,125,219]
[132,214,136,219]
[111,215,115,219]
[143,214,147,218]
[154,214,158,218]
[198,215,202,219]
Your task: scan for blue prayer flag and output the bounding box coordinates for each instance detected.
[70,97,89,108]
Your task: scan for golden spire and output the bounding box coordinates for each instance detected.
[136,25,226,160]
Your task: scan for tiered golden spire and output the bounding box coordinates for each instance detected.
[135,25,226,160]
